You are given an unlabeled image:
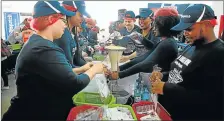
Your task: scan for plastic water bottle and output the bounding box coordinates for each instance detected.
[134,89,141,102]
[142,87,150,101]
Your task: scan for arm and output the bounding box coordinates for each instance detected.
[119,40,177,78]
[126,51,137,59]
[35,48,95,96]
[142,32,160,49]
[142,36,156,49]
[72,67,85,75]
[119,50,153,71]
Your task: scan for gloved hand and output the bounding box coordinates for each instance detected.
[128,31,143,44]
[109,31,122,40]
[87,46,94,54]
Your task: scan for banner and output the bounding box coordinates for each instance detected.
[148,3,162,13]
[118,9,127,21]
[4,12,20,40]
[175,4,190,15]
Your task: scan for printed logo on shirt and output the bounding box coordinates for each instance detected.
[168,68,183,84]
[177,55,192,66]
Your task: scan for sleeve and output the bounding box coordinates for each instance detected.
[119,50,152,71]
[142,33,160,49]
[35,47,90,96]
[119,40,176,78]
[54,33,74,66]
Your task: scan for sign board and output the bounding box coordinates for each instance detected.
[118,9,127,21]
[4,12,20,40]
[148,3,162,13]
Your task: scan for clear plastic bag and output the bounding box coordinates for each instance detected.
[149,65,163,112]
[76,106,104,120]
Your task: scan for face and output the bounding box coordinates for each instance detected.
[77,27,83,34]
[51,15,67,39]
[71,11,83,27]
[124,19,135,31]
[139,17,152,30]
[152,21,160,37]
[184,21,209,45]
[117,22,125,30]
[86,23,93,29]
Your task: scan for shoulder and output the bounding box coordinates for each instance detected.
[160,38,178,46]
[134,25,141,32]
[27,34,64,55]
[54,28,72,42]
[210,39,224,56]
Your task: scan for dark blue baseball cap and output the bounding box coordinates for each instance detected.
[136,8,154,19]
[171,4,217,31]
[124,11,135,19]
[33,1,75,18]
[62,1,90,18]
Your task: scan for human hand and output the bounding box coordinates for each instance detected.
[129,31,143,44]
[82,62,94,71]
[108,71,119,80]
[92,63,105,74]
[149,71,163,82]
[82,51,88,57]
[151,77,165,95]
[120,56,130,63]
[103,66,111,77]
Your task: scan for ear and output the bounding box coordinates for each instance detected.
[48,16,54,24]
[203,21,213,28]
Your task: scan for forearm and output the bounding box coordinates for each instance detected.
[127,51,137,59]
[72,67,85,74]
[119,52,149,71]
[119,60,155,78]
[84,67,97,80]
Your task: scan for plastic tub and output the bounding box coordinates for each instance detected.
[73,92,116,106]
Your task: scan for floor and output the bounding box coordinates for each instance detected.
[1,74,17,117]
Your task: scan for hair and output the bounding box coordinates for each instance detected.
[30,13,62,31]
[154,15,181,37]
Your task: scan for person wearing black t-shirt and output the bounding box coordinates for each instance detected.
[150,4,224,120]
[110,7,181,79]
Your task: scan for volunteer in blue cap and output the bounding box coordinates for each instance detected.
[113,11,141,56]
[150,4,223,120]
[120,8,160,63]
[110,7,180,82]
[54,1,90,67]
[2,1,105,120]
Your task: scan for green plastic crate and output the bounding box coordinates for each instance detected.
[8,44,22,50]
[73,92,116,106]
[93,54,105,61]
[107,104,137,120]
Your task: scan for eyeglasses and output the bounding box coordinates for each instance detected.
[60,18,67,25]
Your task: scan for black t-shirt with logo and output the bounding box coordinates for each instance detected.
[159,39,224,120]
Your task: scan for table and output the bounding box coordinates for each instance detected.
[81,61,139,95]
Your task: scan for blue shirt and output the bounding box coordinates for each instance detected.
[54,28,75,67]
